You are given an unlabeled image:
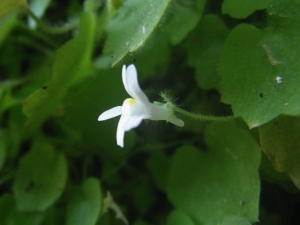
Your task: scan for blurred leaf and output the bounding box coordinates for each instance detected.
[132,183,156,215]
[13,142,68,211]
[0,194,15,223]
[102,0,171,67]
[165,0,205,45]
[146,151,169,191]
[219,0,300,127]
[0,0,27,20]
[166,210,194,225]
[28,0,51,28]
[186,14,229,90]
[260,115,300,190]
[0,85,20,114]
[0,139,6,172]
[0,13,18,46]
[66,177,102,225]
[222,0,270,18]
[167,121,261,224]
[23,11,95,128]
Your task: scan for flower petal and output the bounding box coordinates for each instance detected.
[122,65,130,96]
[124,64,149,104]
[98,106,122,121]
[116,115,126,147]
[123,115,146,131]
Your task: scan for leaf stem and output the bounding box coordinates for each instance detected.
[22,7,79,34]
[161,92,235,122]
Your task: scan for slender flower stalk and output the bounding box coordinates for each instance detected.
[98,64,184,147]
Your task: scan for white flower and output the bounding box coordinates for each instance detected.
[98,64,184,147]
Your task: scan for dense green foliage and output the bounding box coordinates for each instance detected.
[0,0,300,224]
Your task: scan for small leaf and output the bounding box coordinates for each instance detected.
[167,121,261,224]
[13,142,68,211]
[165,0,205,45]
[102,0,171,67]
[0,0,27,20]
[66,177,102,225]
[23,11,95,128]
[222,0,270,19]
[259,115,300,190]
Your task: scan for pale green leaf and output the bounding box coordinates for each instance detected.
[13,142,68,211]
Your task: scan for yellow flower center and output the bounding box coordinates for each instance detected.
[124,98,136,106]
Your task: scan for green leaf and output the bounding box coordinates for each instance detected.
[102,0,171,67]
[222,0,270,19]
[167,121,261,224]
[23,11,95,128]
[166,210,195,225]
[66,177,102,225]
[186,14,229,90]
[0,0,27,20]
[13,142,68,211]
[221,215,252,225]
[165,0,205,45]
[0,85,20,114]
[219,0,300,127]
[0,13,18,46]
[259,115,300,190]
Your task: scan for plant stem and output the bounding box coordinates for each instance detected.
[22,7,79,34]
[161,92,235,122]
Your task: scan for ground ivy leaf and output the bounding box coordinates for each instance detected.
[166,210,195,225]
[22,11,95,129]
[13,142,68,211]
[102,0,171,67]
[222,0,270,19]
[165,0,205,45]
[219,0,300,127]
[0,0,27,20]
[259,115,300,190]
[66,177,102,225]
[186,14,229,90]
[167,121,261,224]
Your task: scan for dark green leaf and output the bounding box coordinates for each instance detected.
[165,0,205,45]
[167,121,261,224]
[186,14,229,90]
[0,0,27,20]
[23,11,95,128]
[13,142,68,211]
[166,210,194,225]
